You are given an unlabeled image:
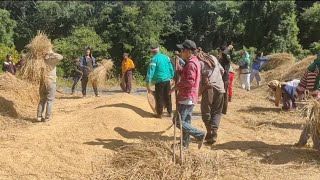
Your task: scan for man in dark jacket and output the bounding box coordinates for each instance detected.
[2,54,16,75]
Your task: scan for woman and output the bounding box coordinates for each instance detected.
[239,51,251,91]
[121,53,135,93]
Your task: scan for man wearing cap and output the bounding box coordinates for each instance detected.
[122,53,135,93]
[146,45,174,118]
[170,40,206,149]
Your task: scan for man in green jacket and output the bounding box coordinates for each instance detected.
[146,45,174,118]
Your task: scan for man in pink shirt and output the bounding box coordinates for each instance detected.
[170,40,206,149]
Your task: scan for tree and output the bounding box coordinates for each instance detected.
[0,9,16,47]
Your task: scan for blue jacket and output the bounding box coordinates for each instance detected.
[146,52,174,84]
[252,57,269,71]
[79,55,97,68]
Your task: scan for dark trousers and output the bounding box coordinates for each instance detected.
[71,75,81,93]
[201,88,224,141]
[124,70,133,93]
[81,75,98,96]
[155,81,172,115]
[222,80,229,114]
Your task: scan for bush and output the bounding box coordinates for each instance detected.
[311,41,320,54]
[0,44,20,63]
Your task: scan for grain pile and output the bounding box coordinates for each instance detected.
[20,32,53,84]
[89,59,114,87]
[101,140,219,180]
[0,73,38,118]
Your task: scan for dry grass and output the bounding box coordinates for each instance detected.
[101,140,219,180]
[300,99,320,144]
[282,55,317,81]
[89,59,114,87]
[20,32,53,84]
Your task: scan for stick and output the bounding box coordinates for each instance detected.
[173,111,177,164]
[178,111,183,165]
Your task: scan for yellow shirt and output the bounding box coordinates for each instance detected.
[122,58,135,75]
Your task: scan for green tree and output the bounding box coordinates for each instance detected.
[0,9,16,46]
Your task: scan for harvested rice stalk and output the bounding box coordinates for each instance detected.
[264,53,296,71]
[300,99,320,141]
[20,32,53,84]
[102,140,219,180]
[89,59,114,87]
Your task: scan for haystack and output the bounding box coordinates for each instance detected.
[281,55,317,81]
[0,73,38,118]
[20,32,53,84]
[89,59,114,86]
[102,140,218,180]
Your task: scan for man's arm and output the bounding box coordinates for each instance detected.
[146,59,156,84]
[168,57,174,79]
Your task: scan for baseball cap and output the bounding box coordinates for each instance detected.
[176,40,197,51]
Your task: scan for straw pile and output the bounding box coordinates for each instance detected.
[102,140,219,180]
[282,55,316,81]
[89,59,114,87]
[20,32,53,84]
[0,73,38,118]
[300,99,320,148]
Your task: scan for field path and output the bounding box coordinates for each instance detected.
[0,85,320,179]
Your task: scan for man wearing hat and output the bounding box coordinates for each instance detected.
[170,40,206,149]
[122,53,135,93]
[146,45,174,118]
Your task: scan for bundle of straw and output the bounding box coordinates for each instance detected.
[300,99,320,139]
[89,59,114,87]
[20,32,53,84]
[102,140,218,180]
[264,53,296,71]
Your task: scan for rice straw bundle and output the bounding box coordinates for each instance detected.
[102,140,219,180]
[89,59,114,86]
[300,99,320,144]
[264,53,296,71]
[20,32,53,84]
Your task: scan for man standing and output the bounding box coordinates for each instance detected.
[2,54,16,75]
[197,49,225,145]
[251,52,269,87]
[71,59,83,95]
[80,47,99,97]
[146,45,174,118]
[170,40,206,149]
[37,50,63,122]
[122,53,135,94]
[219,46,231,114]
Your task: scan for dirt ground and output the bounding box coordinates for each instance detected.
[1,82,320,180]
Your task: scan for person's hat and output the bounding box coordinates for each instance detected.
[268,80,282,107]
[123,53,129,56]
[174,51,180,55]
[150,44,159,52]
[176,40,197,51]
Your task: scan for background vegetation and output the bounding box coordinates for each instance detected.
[0,1,319,78]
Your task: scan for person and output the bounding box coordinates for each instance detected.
[228,65,235,102]
[2,54,16,75]
[121,53,135,93]
[37,50,63,122]
[146,45,174,118]
[250,52,269,87]
[224,41,234,61]
[197,49,225,145]
[171,51,185,68]
[267,79,300,111]
[219,46,231,114]
[15,56,26,70]
[71,59,83,95]
[170,40,206,149]
[79,47,99,97]
[239,51,251,91]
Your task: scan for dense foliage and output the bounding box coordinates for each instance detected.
[0,1,319,77]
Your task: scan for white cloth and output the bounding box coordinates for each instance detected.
[240,73,251,91]
[179,99,194,105]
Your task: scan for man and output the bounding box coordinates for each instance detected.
[146,45,174,118]
[219,46,231,114]
[170,40,206,149]
[197,49,225,145]
[2,54,16,75]
[80,47,99,97]
[122,53,135,93]
[251,52,269,87]
[71,59,83,95]
[37,50,63,122]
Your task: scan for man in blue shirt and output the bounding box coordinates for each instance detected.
[146,45,174,118]
[250,52,269,87]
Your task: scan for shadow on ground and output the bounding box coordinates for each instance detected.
[84,138,133,150]
[95,103,154,118]
[57,96,83,100]
[256,121,303,130]
[237,106,281,113]
[114,127,173,141]
[213,140,320,165]
[0,97,18,118]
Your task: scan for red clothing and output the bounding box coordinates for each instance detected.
[177,56,201,104]
[228,72,235,97]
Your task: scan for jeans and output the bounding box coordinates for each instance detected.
[37,82,56,119]
[155,81,172,115]
[177,104,205,147]
[71,74,82,93]
[201,88,224,140]
[250,69,261,86]
[240,73,251,91]
[81,75,98,96]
